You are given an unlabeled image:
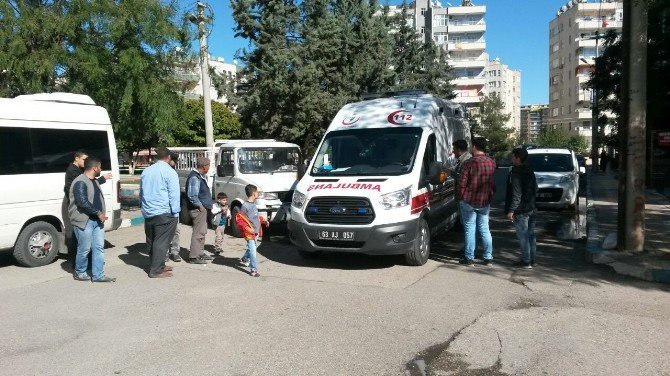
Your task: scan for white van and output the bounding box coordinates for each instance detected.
[0,93,122,267]
[526,147,584,210]
[288,92,470,265]
[172,139,301,237]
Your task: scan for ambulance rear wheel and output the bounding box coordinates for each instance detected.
[405,218,430,266]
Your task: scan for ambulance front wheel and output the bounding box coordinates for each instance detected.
[405,218,430,266]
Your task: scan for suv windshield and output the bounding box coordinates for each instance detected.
[528,153,574,172]
[311,127,422,176]
[238,147,301,174]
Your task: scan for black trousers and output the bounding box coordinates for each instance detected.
[144,215,178,275]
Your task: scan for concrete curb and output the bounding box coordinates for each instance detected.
[119,216,144,229]
[584,172,670,284]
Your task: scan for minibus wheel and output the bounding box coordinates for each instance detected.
[14,222,61,267]
[405,218,430,266]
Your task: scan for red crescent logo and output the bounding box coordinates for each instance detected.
[342,115,360,126]
[387,110,413,125]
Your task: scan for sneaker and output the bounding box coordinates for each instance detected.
[513,261,532,269]
[483,259,493,266]
[189,257,208,264]
[458,258,474,266]
[250,270,260,277]
[170,253,182,262]
[198,253,214,261]
[73,273,90,281]
[92,276,116,283]
[530,260,538,267]
[239,258,250,267]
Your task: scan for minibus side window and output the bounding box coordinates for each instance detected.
[0,127,33,175]
[30,128,111,173]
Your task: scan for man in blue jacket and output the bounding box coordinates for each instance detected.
[140,147,180,278]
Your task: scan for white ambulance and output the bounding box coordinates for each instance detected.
[288,92,470,265]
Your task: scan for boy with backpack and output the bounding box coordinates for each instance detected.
[235,184,268,277]
[211,192,230,255]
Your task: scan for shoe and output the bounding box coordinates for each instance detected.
[530,260,538,267]
[239,258,250,267]
[250,270,260,277]
[149,271,173,278]
[213,250,221,256]
[513,261,532,269]
[170,254,182,262]
[189,257,208,264]
[92,276,116,282]
[73,273,90,281]
[163,265,173,272]
[483,259,493,266]
[198,254,214,261]
[458,258,474,266]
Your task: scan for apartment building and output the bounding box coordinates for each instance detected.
[547,0,623,146]
[520,104,550,143]
[175,56,238,103]
[485,59,521,135]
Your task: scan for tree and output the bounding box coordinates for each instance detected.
[0,0,193,163]
[172,99,244,146]
[537,127,588,154]
[472,93,515,159]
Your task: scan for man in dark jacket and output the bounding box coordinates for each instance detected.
[505,147,538,268]
[186,157,213,264]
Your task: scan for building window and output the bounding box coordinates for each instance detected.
[421,8,425,15]
[420,27,424,34]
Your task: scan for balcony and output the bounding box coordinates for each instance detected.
[576,19,623,30]
[452,76,486,86]
[448,5,485,15]
[453,95,483,104]
[448,23,486,34]
[576,108,593,119]
[577,91,592,103]
[447,41,486,51]
[577,38,597,48]
[448,58,487,68]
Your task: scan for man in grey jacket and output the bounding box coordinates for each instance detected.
[68,157,115,282]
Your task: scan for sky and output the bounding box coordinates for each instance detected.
[186,0,571,105]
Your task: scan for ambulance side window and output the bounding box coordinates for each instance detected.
[420,134,437,187]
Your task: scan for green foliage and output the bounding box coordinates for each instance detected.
[0,0,193,154]
[472,93,515,159]
[231,0,454,153]
[587,0,670,147]
[172,99,244,146]
[537,127,588,154]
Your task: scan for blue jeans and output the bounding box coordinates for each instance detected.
[242,239,258,272]
[514,211,537,263]
[460,201,493,261]
[73,219,105,280]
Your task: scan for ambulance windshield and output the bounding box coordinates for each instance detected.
[311,127,422,176]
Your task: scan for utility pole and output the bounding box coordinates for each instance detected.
[618,0,648,252]
[190,2,214,148]
[591,33,600,172]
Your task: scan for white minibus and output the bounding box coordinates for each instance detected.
[0,93,122,267]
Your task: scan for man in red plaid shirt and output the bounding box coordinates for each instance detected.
[458,137,496,266]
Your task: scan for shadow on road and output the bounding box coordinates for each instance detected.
[256,237,401,270]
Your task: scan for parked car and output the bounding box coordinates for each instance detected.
[527,147,585,210]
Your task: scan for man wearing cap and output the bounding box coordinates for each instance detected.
[186,157,214,264]
[140,147,180,278]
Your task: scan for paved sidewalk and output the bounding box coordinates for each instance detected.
[586,169,670,283]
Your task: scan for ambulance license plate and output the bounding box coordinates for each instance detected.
[318,230,355,241]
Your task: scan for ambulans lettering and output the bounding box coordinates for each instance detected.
[307,183,381,192]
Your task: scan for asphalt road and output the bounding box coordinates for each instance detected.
[1,170,669,375]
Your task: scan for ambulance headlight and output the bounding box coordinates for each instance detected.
[379,186,411,210]
[292,191,306,208]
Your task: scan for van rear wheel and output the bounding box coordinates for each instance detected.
[405,218,430,266]
[14,222,61,267]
